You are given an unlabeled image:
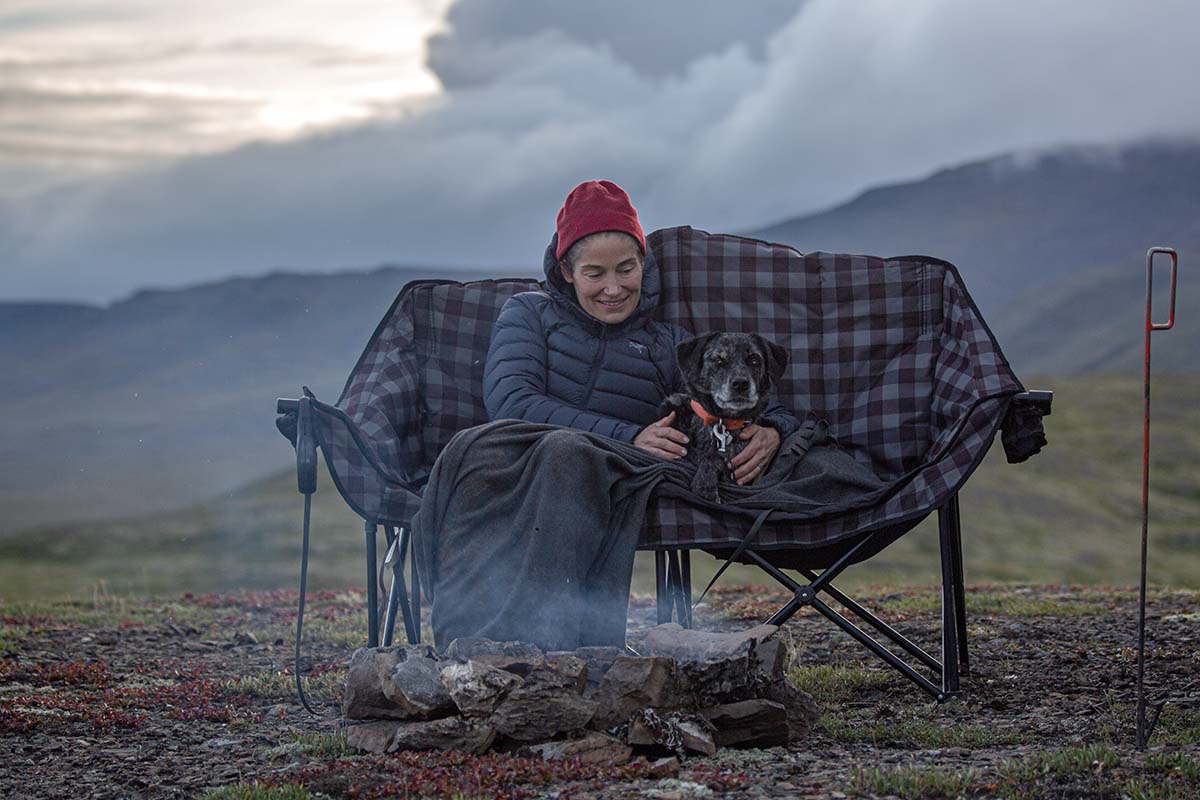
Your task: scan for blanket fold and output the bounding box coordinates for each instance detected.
[411,419,890,650]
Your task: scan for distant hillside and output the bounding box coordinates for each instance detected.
[992,248,1199,377]
[0,265,525,533]
[744,140,1199,344]
[3,138,1198,534]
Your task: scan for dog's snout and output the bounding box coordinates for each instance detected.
[731,377,750,394]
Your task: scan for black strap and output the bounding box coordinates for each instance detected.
[693,506,774,608]
[295,492,322,715]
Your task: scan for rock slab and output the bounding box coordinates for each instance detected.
[440,660,522,717]
[489,666,597,741]
[527,732,632,765]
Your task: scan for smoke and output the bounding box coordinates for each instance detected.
[4,0,1200,302]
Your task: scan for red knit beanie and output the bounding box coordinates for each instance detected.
[555,180,646,261]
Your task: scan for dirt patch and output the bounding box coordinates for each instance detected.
[2,584,1199,798]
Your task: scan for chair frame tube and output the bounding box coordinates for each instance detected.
[659,494,969,702]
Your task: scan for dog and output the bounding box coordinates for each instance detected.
[658,332,789,502]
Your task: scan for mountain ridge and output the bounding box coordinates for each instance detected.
[3,139,1197,533]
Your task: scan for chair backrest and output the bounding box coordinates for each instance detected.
[338,226,1018,486]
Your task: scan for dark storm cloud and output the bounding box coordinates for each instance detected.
[4,0,1200,302]
[426,0,805,85]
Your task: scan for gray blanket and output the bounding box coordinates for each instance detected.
[411,419,890,651]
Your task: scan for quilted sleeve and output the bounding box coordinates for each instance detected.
[483,294,644,442]
[759,400,802,440]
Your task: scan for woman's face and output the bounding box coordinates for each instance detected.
[560,233,644,324]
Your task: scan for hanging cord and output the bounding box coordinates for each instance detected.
[292,392,325,716]
[294,492,322,716]
[693,507,774,608]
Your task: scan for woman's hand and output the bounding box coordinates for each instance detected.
[634,411,689,460]
[729,424,781,485]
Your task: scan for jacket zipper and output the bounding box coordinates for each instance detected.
[580,326,608,407]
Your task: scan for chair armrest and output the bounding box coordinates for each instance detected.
[1002,390,1053,463]
[1014,390,1053,416]
[275,397,317,493]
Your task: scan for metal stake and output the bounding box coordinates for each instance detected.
[1137,246,1178,749]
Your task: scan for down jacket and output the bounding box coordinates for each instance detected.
[482,234,801,444]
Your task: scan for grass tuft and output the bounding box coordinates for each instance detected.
[851,763,980,799]
[819,714,1026,749]
[200,783,312,800]
[998,744,1121,799]
[223,668,345,702]
[787,663,893,704]
[264,731,354,760]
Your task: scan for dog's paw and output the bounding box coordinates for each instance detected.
[658,393,690,419]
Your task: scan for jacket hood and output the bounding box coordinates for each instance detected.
[542,232,662,330]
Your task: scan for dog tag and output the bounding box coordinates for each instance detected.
[712,421,734,454]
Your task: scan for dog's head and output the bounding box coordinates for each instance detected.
[676,332,788,419]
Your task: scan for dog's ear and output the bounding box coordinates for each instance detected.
[753,334,789,382]
[676,332,720,378]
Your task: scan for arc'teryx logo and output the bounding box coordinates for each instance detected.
[628,341,648,356]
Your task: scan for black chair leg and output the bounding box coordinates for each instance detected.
[365,521,379,647]
[946,494,970,674]
[381,526,417,647]
[666,550,690,628]
[938,500,961,696]
[655,551,670,624]
[410,545,422,644]
[680,551,693,628]
[382,526,399,646]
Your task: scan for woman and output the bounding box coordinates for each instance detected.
[484,179,800,480]
[416,180,803,651]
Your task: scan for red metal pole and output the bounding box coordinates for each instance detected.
[1136,246,1178,749]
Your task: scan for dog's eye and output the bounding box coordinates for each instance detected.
[747,355,762,367]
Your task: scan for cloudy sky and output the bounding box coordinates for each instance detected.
[3,0,1198,302]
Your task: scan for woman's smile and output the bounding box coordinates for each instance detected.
[561,232,644,324]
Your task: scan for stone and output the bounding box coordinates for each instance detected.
[345,720,403,754]
[545,653,589,694]
[564,646,622,691]
[642,623,779,662]
[753,636,788,682]
[440,660,522,717]
[443,638,545,675]
[231,631,258,647]
[677,653,762,707]
[527,732,633,766]
[589,656,682,729]
[648,756,681,778]
[489,665,598,741]
[385,654,455,719]
[699,699,789,749]
[761,678,819,742]
[342,645,443,719]
[390,717,497,754]
[342,647,403,719]
[627,709,717,756]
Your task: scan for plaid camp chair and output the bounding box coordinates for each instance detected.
[276,225,1051,702]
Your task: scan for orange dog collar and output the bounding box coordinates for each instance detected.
[688,399,748,431]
